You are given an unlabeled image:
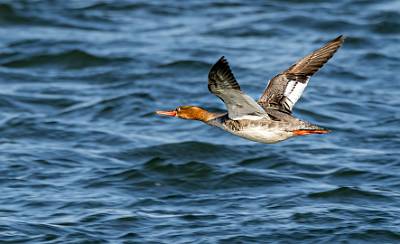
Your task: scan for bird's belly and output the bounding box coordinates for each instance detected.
[233,127,293,144]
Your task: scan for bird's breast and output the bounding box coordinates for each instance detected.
[229,126,294,144]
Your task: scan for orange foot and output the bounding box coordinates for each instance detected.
[293,129,331,136]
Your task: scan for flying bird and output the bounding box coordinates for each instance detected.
[156,35,344,144]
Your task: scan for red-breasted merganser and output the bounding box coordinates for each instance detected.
[156,35,344,144]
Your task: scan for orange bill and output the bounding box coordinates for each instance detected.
[155,110,177,117]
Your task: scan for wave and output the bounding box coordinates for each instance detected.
[204,26,289,38]
[0,93,79,114]
[331,167,369,177]
[144,158,215,177]
[0,3,34,25]
[0,2,114,31]
[308,186,392,201]
[55,91,156,122]
[2,50,129,70]
[362,52,400,62]
[158,60,210,69]
[278,15,361,31]
[104,141,242,163]
[215,171,287,188]
[370,20,400,34]
[77,2,149,11]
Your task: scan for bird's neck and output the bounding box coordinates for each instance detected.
[188,109,221,122]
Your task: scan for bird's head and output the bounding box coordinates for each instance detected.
[156,106,213,122]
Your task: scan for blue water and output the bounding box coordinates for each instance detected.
[0,0,399,243]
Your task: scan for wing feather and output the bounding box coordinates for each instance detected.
[258,35,344,113]
[208,56,268,120]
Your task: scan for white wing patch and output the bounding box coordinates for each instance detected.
[282,77,310,111]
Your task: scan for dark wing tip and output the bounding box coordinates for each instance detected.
[208,56,240,92]
[284,35,345,79]
[334,34,344,40]
[335,35,345,42]
[329,35,345,47]
[322,35,345,53]
[210,56,229,74]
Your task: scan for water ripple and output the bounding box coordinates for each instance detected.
[0,0,399,243]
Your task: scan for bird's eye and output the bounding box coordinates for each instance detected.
[176,107,181,112]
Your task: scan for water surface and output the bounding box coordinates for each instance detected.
[0,0,400,243]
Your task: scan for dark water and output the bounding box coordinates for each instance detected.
[0,0,399,243]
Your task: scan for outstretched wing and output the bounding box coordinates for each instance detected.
[258,35,344,113]
[208,56,268,120]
